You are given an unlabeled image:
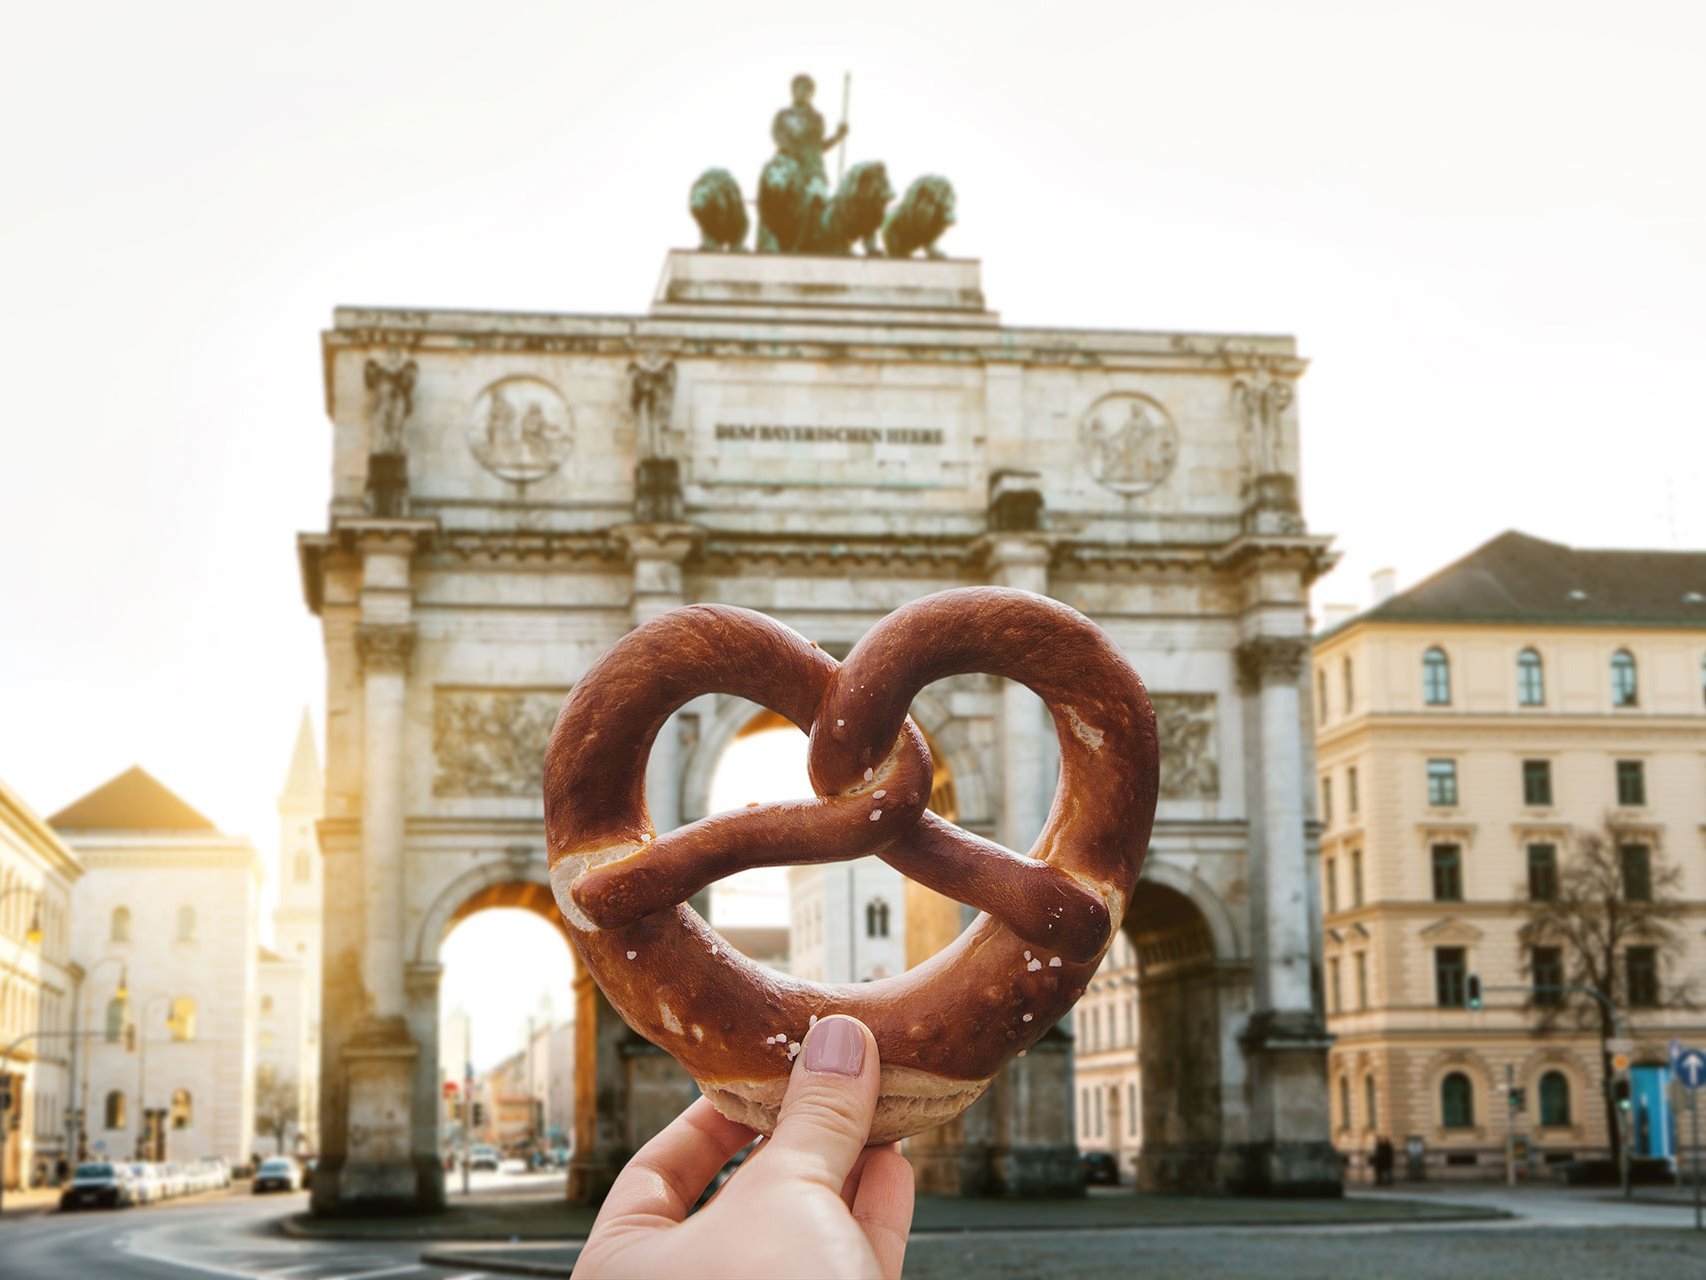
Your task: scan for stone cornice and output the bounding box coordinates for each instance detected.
[0,779,85,880]
[1236,635,1310,689]
[1210,533,1339,583]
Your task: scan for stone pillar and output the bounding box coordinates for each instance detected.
[356,619,413,1020]
[403,962,446,1211]
[991,1024,1083,1196]
[1236,633,1340,1194]
[567,968,637,1204]
[984,535,1055,851]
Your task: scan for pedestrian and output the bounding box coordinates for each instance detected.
[572,1015,913,1280]
[1374,1135,1395,1186]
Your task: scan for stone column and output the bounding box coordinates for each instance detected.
[403,962,446,1211]
[1236,633,1340,1193]
[356,619,413,1021]
[984,535,1055,851]
[619,524,700,841]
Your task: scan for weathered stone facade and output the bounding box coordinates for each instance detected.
[299,252,1339,1212]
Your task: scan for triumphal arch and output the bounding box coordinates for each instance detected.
[299,97,1339,1212]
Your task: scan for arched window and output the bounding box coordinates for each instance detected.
[176,905,196,942]
[865,897,890,939]
[170,1088,193,1130]
[111,906,131,943]
[1517,649,1544,706]
[1337,1075,1351,1130]
[1538,1071,1571,1127]
[1364,1075,1378,1131]
[1611,650,1638,707]
[1342,657,1354,714]
[1423,648,1451,705]
[169,996,197,1042]
[104,1090,126,1130]
[105,996,126,1043]
[1440,1072,1474,1128]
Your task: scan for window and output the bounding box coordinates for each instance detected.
[1539,1071,1571,1127]
[1355,952,1369,1010]
[1328,957,1342,1014]
[1615,760,1645,807]
[865,898,890,938]
[111,906,131,943]
[1080,1087,1089,1136]
[1321,777,1333,828]
[260,995,274,1017]
[1435,947,1467,1007]
[105,1090,126,1130]
[1626,946,1659,1007]
[1431,844,1463,901]
[1620,844,1652,902]
[1531,946,1564,1006]
[1128,1083,1137,1135]
[1517,648,1544,706]
[176,905,196,942]
[1441,1072,1475,1128]
[1337,1075,1351,1130]
[1094,1087,1104,1137]
[170,1089,192,1130]
[1364,1075,1378,1131]
[1342,658,1354,714]
[1317,669,1328,723]
[1527,844,1559,901]
[169,996,196,1042]
[1427,759,1458,806]
[1423,648,1451,705]
[105,997,125,1044]
[1522,759,1553,807]
[1325,858,1339,914]
[1123,1001,1133,1046]
[1350,849,1365,907]
[1347,766,1359,816]
[1610,650,1638,706]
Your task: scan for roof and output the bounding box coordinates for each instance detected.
[49,766,220,833]
[1327,531,1706,636]
[0,775,84,878]
[282,709,320,800]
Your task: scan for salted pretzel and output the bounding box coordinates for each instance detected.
[544,587,1158,1143]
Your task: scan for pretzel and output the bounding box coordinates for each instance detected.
[544,587,1158,1143]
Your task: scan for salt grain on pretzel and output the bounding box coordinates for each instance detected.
[543,587,1158,1144]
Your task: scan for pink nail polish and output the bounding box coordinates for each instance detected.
[804,1016,865,1076]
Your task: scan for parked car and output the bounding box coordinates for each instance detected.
[465,1145,500,1172]
[253,1156,304,1194]
[60,1162,134,1210]
[197,1156,232,1189]
[1081,1151,1121,1186]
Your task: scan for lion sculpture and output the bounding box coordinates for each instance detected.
[689,168,749,252]
[816,162,893,256]
[882,175,956,260]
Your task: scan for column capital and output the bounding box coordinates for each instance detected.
[1235,635,1309,690]
[610,522,702,566]
[356,623,416,675]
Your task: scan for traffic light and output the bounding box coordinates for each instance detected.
[1466,973,1483,1010]
[1508,1087,1526,1113]
[1613,1077,1632,1111]
[472,1102,485,1127]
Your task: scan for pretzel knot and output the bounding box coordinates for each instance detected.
[544,586,1158,1143]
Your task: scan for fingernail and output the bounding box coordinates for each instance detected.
[804,1016,865,1076]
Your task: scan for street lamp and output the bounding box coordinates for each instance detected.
[136,994,175,1161]
[75,955,130,1163]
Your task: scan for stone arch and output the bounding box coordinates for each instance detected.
[412,857,566,967]
[1135,859,1242,963]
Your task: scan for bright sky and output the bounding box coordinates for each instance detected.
[3,3,1703,979]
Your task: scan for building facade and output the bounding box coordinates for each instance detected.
[1073,928,1141,1182]
[52,768,262,1166]
[1313,532,1706,1180]
[300,250,1338,1212]
[270,711,325,1153]
[787,859,906,984]
[0,778,82,1189]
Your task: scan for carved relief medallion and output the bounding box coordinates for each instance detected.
[467,376,573,483]
[433,689,567,797]
[1152,694,1219,800]
[1080,393,1179,496]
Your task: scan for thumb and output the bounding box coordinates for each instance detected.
[761,1015,880,1193]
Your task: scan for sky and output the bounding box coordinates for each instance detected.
[3,2,1703,1046]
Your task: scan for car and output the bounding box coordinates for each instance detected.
[60,1162,134,1210]
[464,1145,500,1172]
[197,1156,232,1189]
[1081,1151,1121,1186]
[252,1156,304,1193]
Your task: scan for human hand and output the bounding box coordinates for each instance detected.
[573,1015,914,1280]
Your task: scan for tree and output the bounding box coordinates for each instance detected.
[1518,818,1692,1156]
[254,1071,300,1155]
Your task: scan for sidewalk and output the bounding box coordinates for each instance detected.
[0,1185,62,1219]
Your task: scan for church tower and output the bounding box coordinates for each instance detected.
[274,709,324,1145]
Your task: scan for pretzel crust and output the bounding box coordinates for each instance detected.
[544,587,1158,1143]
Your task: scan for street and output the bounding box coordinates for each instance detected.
[2,1172,1703,1279]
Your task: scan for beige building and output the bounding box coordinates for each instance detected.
[1313,531,1706,1180]
[1073,928,1140,1182]
[53,767,262,1166]
[0,778,83,1189]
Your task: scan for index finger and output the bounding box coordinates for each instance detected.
[592,1096,757,1230]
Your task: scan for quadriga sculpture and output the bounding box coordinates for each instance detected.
[882,175,956,260]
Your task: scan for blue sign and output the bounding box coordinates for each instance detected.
[1677,1048,1706,1091]
[1672,1038,1685,1069]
